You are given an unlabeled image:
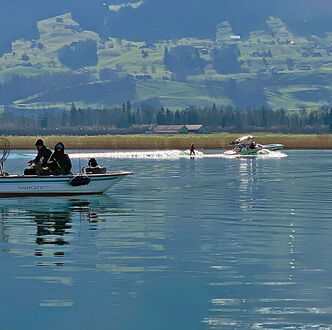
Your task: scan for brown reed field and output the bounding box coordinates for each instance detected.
[3,133,332,150]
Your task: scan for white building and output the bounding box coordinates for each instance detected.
[230,35,241,41]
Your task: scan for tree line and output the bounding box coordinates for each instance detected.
[1,102,332,134]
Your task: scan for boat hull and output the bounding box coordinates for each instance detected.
[0,172,132,197]
[223,148,272,157]
[224,148,259,156]
[239,148,259,155]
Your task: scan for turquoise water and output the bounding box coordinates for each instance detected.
[1,150,332,329]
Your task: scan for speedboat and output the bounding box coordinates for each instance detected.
[224,135,283,157]
[0,171,132,197]
[226,135,261,156]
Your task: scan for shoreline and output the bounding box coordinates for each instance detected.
[3,133,332,150]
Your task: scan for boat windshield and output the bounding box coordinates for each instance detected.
[235,135,255,144]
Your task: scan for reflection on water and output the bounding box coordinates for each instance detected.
[0,196,119,268]
[1,150,332,329]
[34,210,71,246]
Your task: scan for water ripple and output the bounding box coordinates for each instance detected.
[0,150,332,329]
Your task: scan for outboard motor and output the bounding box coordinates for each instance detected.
[69,175,91,186]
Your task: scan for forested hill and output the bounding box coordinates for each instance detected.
[1,0,332,111]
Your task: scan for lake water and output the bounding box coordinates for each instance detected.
[1,150,332,329]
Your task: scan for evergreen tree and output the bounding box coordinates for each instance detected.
[174,110,181,124]
[70,104,78,127]
[328,109,332,131]
[61,111,69,127]
[165,108,173,124]
[157,108,166,124]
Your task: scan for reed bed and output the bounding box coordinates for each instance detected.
[3,133,332,150]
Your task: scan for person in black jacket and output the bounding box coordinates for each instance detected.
[24,139,52,175]
[47,142,72,175]
[85,158,106,174]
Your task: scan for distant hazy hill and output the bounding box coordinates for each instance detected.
[2,0,332,50]
[1,0,332,111]
[106,0,332,41]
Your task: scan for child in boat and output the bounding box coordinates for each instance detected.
[88,158,99,168]
[85,158,106,174]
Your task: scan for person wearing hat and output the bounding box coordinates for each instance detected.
[88,158,99,168]
[24,139,52,175]
[46,142,72,175]
[85,157,106,174]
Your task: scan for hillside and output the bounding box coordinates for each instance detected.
[1,1,332,111]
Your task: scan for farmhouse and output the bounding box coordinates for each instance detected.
[153,125,189,134]
[185,125,209,134]
[153,124,209,134]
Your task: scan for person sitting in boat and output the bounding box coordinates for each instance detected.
[249,141,256,149]
[46,142,72,175]
[88,158,99,168]
[85,158,106,174]
[24,139,52,175]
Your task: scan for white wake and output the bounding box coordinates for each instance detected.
[220,149,288,159]
[19,149,287,160]
[69,149,205,159]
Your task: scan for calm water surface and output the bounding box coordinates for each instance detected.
[1,150,332,329]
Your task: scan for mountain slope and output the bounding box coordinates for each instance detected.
[2,0,332,52]
[1,1,332,110]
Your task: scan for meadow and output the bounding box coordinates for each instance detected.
[5,133,332,150]
[2,13,332,111]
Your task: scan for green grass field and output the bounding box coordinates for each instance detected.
[1,13,332,110]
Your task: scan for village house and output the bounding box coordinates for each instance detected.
[185,125,209,134]
[153,125,189,134]
[153,124,209,134]
[230,35,241,41]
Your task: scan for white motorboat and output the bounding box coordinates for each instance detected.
[0,138,132,197]
[0,171,132,197]
[225,135,284,157]
[226,135,262,156]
